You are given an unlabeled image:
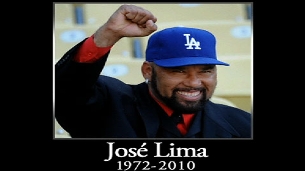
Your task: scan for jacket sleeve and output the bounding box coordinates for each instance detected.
[55,39,111,136]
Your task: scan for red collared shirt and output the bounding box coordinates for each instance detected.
[149,91,195,136]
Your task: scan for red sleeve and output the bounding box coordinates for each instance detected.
[74,35,113,63]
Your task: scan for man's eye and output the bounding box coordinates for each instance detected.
[173,69,184,73]
[202,70,212,73]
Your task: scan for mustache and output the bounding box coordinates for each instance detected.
[173,87,206,92]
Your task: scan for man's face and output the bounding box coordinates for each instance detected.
[149,64,217,113]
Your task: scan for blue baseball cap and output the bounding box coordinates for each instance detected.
[145,27,229,67]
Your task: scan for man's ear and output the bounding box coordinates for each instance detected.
[141,61,152,80]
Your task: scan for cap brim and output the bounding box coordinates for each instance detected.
[153,57,229,67]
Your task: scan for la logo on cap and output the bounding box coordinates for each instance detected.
[184,34,201,50]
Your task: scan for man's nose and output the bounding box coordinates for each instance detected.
[183,74,202,87]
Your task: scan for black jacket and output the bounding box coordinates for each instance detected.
[55,39,252,138]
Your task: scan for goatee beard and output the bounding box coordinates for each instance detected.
[150,69,207,113]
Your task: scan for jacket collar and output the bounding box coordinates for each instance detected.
[132,82,161,138]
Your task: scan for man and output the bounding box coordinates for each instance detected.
[55,4,251,138]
